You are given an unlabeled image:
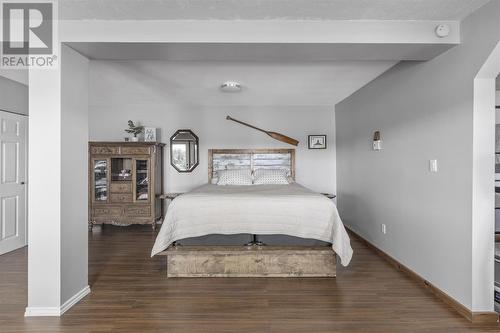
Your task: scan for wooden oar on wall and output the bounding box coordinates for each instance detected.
[226,116,299,146]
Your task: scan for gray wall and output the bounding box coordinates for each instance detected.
[336,0,500,310]
[61,45,89,304]
[0,75,28,115]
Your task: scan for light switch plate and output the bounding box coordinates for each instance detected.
[429,159,438,173]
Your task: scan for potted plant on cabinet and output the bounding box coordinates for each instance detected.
[125,120,144,142]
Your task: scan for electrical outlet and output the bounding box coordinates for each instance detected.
[381,224,387,234]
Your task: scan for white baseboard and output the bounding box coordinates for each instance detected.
[25,285,91,317]
[59,285,91,315]
[24,306,62,317]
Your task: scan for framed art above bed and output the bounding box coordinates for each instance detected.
[207,148,295,182]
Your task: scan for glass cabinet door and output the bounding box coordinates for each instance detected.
[135,159,149,201]
[93,159,108,201]
[111,158,132,181]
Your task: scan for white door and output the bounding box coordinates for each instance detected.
[0,111,27,255]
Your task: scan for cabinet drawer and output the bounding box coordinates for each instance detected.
[93,206,122,216]
[110,182,132,193]
[91,146,120,155]
[124,206,151,216]
[110,193,133,203]
[121,146,150,155]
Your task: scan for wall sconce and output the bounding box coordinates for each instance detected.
[373,131,382,151]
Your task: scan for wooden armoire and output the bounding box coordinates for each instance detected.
[88,142,164,230]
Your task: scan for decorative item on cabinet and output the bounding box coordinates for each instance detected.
[88,142,165,231]
[144,127,160,142]
[125,120,144,142]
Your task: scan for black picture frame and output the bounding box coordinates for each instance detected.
[170,129,199,173]
[308,135,327,149]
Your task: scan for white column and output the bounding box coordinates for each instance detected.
[26,44,90,316]
[60,45,90,310]
[472,78,495,312]
[26,67,62,316]
[472,40,500,312]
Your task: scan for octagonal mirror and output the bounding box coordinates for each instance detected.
[170,129,199,173]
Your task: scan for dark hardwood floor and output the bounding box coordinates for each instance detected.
[1,225,499,333]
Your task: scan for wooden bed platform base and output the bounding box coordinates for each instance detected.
[158,246,336,278]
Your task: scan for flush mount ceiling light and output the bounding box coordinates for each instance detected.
[220,81,242,92]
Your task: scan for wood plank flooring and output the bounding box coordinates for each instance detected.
[1,225,499,332]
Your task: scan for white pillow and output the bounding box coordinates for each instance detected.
[217,169,253,185]
[253,169,290,185]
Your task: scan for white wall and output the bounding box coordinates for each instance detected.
[89,61,337,194]
[61,45,89,305]
[0,75,28,115]
[335,0,500,312]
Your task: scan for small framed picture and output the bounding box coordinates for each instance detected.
[308,135,327,149]
[144,127,159,142]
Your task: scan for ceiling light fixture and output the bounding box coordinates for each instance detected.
[220,81,242,92]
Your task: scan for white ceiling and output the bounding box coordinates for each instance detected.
[90,60,396,107]
[71,0,490,110]
[60,0,490,20]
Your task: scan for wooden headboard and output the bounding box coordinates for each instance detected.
[208,149,295,182]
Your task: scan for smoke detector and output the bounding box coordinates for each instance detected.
[435,24,451,38]
[220,81,242,92]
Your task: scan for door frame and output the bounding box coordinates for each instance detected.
[472,41,500,312]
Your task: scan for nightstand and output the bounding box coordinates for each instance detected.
[157,193,184,226]
[159,193,184,201]
[321,193,336,200]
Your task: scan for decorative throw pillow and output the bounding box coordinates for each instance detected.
[253,169,290,185]
[216,169,253,185]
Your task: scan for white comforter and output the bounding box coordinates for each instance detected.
[151,183,353,266]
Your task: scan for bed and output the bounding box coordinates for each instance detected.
[152,148,353,277]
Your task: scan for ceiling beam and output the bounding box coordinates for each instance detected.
[60,20,460,61]
[64,42,454,62]
[61,19,459,44]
